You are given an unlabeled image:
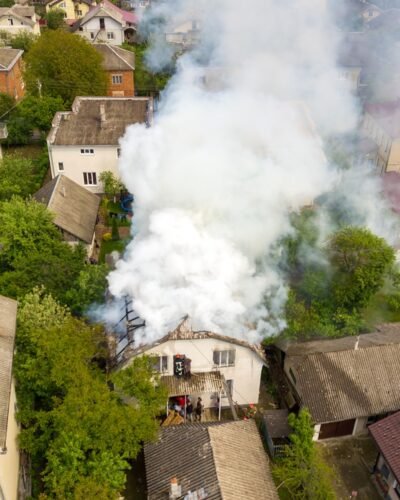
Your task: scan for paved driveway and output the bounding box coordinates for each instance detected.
[318,436,382,500]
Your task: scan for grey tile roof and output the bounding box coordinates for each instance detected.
[34,175,100,244]
[144,420,278,500]
[0,295,17,451]
[48,96,150,146]
[0,48,23,71]
[282,328,400,423]
[93,44,135,71]
[262,410,291,439]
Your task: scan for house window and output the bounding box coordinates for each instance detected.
[90,32,94,39]
[58,162,64,171]
[107,32,115,40]
[80,148,94,155]
[152,355,168,373]
[8,18,13,25]
[83,172,97,185]
[112,74,122,84]
[381,462,390,480]
[117,147,121,158]
[76,9,82,16]
[213,350,235,367]
[63,12,67,18]
[59,1,66,7]
[99,17,105,29]
[79,26,83,31]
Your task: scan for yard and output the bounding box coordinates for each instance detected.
[318,436,381,500]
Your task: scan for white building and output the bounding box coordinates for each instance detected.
[0,5,40,35]
[47,96,152,193]
[72,0,136,45]
[118,317,266,409]
[0,296,20,500]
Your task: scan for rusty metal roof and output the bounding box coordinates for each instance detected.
[369,411,400,483]
[144,420,278,500]
[0,295,17,450]
[161,371,225,397]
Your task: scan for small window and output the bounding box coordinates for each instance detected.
[8,18,13,25]
[117,148,121,158]
[80,148,94,155]
[381,462,390,480]
[90,32,94,39]
[107,32,115,40]
[153,355,168,373]
[213,350,235,367]
[63,12,67,18]
[83,172,97,185]
[76,9,82,16]
[58,162,64,171]
[112,74,122,84]
[79,26,83,31]
[99,17,105,29]
[59,1,66,7]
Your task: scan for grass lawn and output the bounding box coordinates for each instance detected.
[3,143,44,159]
[99,238,129,264]
[102,199,132,227]
[363,292,400,328]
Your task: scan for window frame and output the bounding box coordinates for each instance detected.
[153,355,168,373]
[112,74,122,84]
[83,172,97,186]
[58,161,64,171]
[80,148,94,155]
[213,349,235,367]
[107,32,115,40]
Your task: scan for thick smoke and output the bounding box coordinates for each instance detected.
[105,0,379,343]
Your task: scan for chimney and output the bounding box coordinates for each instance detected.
[354,335,360,350]
[100,103,106,124]
[169,478,181,500]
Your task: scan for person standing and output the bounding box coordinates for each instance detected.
[186,399,193,422]
[195,397,203,422]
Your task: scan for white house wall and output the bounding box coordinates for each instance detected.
[48,144,120,193]
[0,381,20,500]
[127,338,264,407]
[78,15,124,45]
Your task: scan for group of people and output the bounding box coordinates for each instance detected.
[172,396,204,422]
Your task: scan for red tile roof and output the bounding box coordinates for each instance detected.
[383,171,400,214]
[369,411,400,483]
[365,100,400,138]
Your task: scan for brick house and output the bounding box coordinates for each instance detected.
[0,48,24,100]
[93,44,134,97]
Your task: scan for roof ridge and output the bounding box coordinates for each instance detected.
[47,174,61,208]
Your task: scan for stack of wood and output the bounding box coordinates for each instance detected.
[162,410,184,427]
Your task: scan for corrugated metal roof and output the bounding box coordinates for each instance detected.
[0,295,17,450]
[161,371,225,397]
[288,338,400,423]
[369,411,400,483]
[144,420,278,500]
[262,410,291,439]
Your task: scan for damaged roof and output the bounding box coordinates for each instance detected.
[144,420,278,500]
[47,96,151,146]
[0,295,17,451]
[279,326,400,423]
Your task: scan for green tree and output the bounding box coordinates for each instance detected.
[0,92,14,119]
[329,226,395,311]
[65,264,108,316]
[6,95,65,145]
[273,409,335,499]
[0,155,40,200]
[15,290,166,499]
[24,31,108,105]
[99,170,124,202]
[45,9,66,30]
[9,31,37,52]
[0,197,86,303]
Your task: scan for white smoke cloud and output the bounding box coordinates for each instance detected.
[106,0,369,344]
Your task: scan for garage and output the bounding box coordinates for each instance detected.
[319,419,356,439]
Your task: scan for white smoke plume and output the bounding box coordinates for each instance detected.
[105,0,377,343]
